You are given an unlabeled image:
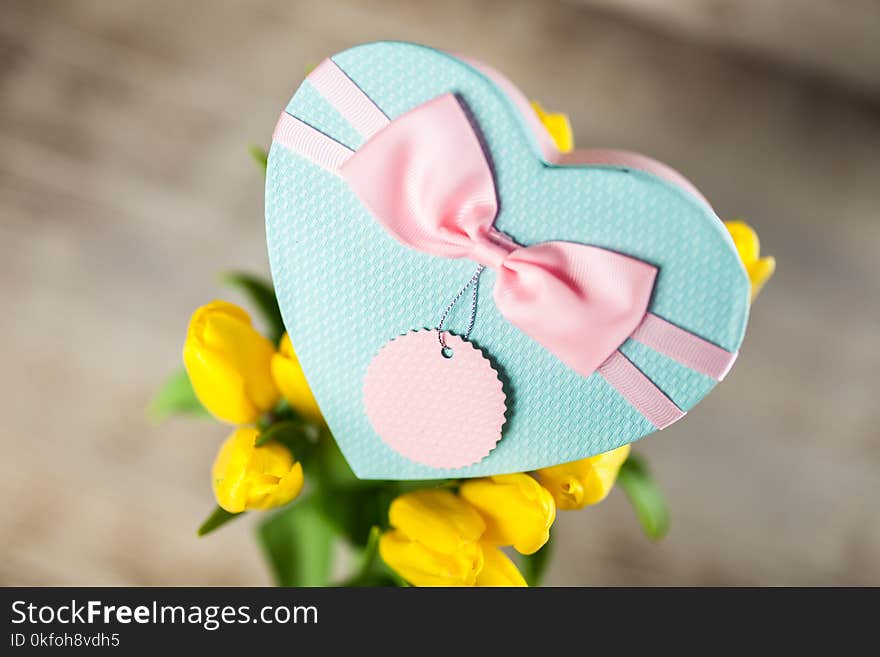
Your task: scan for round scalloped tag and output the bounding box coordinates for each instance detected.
[363,330,507,468]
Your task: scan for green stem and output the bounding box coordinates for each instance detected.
[338,526,386,587]
[356,526,382,581]
[520,537,553,586]
[256,419,302,446]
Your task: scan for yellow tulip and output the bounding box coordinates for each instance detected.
[475,544,527,587]
[183,301,280,425]
[271,333,324,424]
[724,220,776,302]
[388,489,486,554]
[379,489,486,587]
[212,427,304,513]
[531,101,574,153]
[535,443,631,511]
[459,474,556,555]
[379,529,484,588]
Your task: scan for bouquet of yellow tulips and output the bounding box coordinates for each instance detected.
[149,108,773,587]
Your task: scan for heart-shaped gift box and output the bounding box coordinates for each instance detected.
[265,41,749,479]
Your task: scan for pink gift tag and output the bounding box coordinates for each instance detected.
[363,330,507,468]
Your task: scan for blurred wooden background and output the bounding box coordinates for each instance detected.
[1,0,878,585]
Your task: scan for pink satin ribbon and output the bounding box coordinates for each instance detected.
[272,57,740,429]
[340,93,658,382]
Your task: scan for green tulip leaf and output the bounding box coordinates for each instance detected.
[617,453,670,541]
[197,505,242,537]
[520,538,553,587]
[148,366,211,422]
[258,494,334,587]
[220,271,285,344]
[249,144,268,172]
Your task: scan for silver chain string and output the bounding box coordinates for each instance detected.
[437,265,485,350]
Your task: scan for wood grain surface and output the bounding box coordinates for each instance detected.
[1,0,878,585]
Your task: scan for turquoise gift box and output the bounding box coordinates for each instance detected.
[265,41,749,480]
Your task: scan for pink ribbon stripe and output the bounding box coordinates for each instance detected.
[272,112,353,174]
[598,351,685,429]
[631,313,737,381]
[308,59,390,140]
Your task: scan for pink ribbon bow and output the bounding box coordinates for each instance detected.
[339,93,657,379]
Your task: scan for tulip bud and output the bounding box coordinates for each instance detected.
[212,427,304,513]
[379,529,484,588]
[724,220,775,302]
[379,489,486,587]
[475,543,527,587]
[183,301,280,424]
[270,333,323,424]
[535,444,631,511]
[459,474,556,555]
[531,101,574,153]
